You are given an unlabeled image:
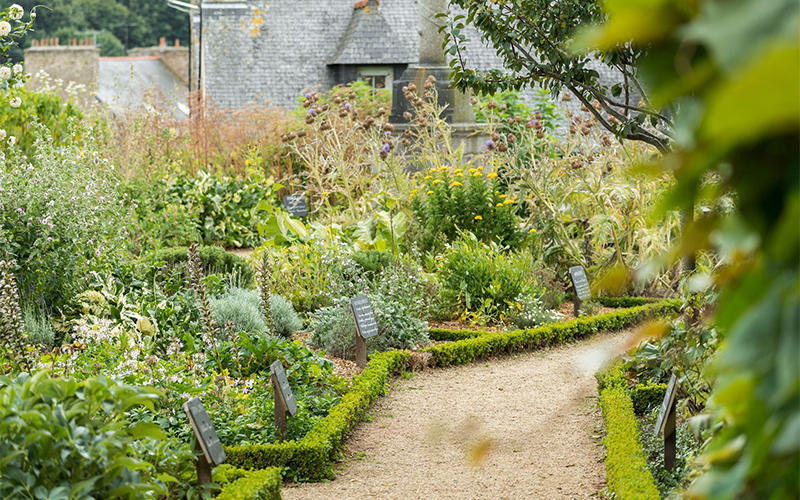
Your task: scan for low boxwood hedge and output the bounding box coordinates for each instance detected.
[424,300,680,367]
[631,380,668,415]
[597,364,659,500]
[224,350,410,481]
[217,468,282,500]
[593,296,661,308]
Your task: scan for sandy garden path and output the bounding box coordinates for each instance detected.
[283,328,636,500]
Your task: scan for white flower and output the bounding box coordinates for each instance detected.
[8,4,23,20]
[0,21,10,37]
[29,11,34,20]
[12,64,22,75]
[0,129,5,141]
[0,67,9,80]
[9,97,21,108]
[7,136,16,146]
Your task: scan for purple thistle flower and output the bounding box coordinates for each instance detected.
[344,102,351,110]
[308,108,316,115]
[486,140,495,149]
[382,143,391,153]
[304,92,312,99]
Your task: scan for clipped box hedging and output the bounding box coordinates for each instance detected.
[424,299,680,367]
[598,365,659,499]
[631,380,668,415]
[428,328,486,342]
[593,296,661,308]
[217,468,283,500]
[224,349,410,481]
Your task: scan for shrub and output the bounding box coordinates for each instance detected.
[597,364,660,500]
[212,287,268,335]
[270,294,303,337]
[148,245,255,285]
[631,380,668,415]
[0,85,84,153]
[351,249,395,279]
[436,233,538,321]
[409,162,522,253]
[22,303,55,349]
[508,293,563,329]
[0,125,128,308]
[217,468,282,500]
[310,293,429,360]
[0,372,197,499]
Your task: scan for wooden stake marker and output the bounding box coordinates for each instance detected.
[569,265,591,317]
[350,295,379,368]
[283,193,308,218]
[270,360,297,442]
[183,397,226,486]
[654,373,679,471]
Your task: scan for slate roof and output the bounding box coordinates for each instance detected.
[97,56,189,118]
[330,0,416,65]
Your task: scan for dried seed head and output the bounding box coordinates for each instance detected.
[297,129,307,138]
[408,83,417,92]
[403,111,413,120]
[380,150,389,159]
[401,138,410,147]
[305,116,315,124]
[287,132,296,140]
[487,101,497,109]
[534,111,542,120]
[424,81,434,90]
[602,135,613,146]
[339,111,348,118]
[514,115,522,123]
[302,101,310,108]
[508,134,517,143]
[569,125,576,134]
[334,96,342,104]
[413,98,424,107]
[280,134,289,142]
[349,91,356,99]
[320,122,331,131]
[377,107,387,116]
[592,99,602,110]
[404,129,414,138]
[534,120,543,130]
[499,103,507,110]
[498,142,508,152]
[491,132,500,141]
[404,92,414,101]
[321,104,330,112]
[506,118,514,125]
[470,97,478,105]
[426,75,437,83]
[571,160,584,169]
[382,123,395,132]
[581,103,589,112]
[580,126,591,135]
[536,130,545,139]
[561,93,571,101]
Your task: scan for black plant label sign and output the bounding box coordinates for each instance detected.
[283,194,308,218]
[655,374,678,436]
[569,265,592,301]
[270,360,298,416]
[184,397,226,466]
[350,295,379,339]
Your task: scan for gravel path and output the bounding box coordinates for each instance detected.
[283,328,636,500]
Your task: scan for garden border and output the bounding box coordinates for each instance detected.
[596,364,660,500]
[224,298,679,482]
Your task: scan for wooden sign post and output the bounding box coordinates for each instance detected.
[569,265,592,317]
[350,295,379,368]
[283,194,308,218]
[183,398,226,486]
[270,360,298,442]
[654,373,679,471]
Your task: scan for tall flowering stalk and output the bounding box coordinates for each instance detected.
[0,261,32,374]
[255,251,275,335]
[186,244,221,365]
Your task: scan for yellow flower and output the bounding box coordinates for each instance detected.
[410,189,420,194]
[456,172,464,177]
[468,168,477,173]
[454,168,464,173]
[169,128,176,136]
[424,175,433,180]
[472,172,482,177]
[499,194,507,199]
[432,179,442,184]
[427,190,434,195]
[321,191,329,196]
[529,228,537,233]
[451,181,463,187]
[429,167,437,173]
[245,159,253,166]
[504,198,515,205]
[497,203,503,207]
[487,172,498,179]
[477,166,485,171]
[474,215,483,220]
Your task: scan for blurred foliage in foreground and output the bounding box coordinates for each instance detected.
[583,0,799,498]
